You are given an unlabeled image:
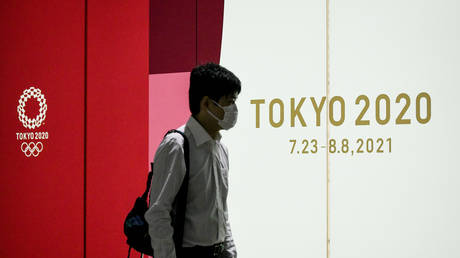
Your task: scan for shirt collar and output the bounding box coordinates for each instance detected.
[186,116,221,147]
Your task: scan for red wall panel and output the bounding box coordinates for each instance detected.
[0,0,85,257]
[149,0,224,74]
[0,1,222,257]
[86,0,149,257]
[149,0,197,74]
[197,0,224,65]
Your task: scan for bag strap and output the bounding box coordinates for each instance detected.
[140,162,154,200]
[141,129,190,252]
[141,129,190,200]
[166,130,190,254]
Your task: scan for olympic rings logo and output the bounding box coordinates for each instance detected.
[21,142,44,157]
[17,87,47,129]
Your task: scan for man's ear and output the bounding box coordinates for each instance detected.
[200,96,210,113]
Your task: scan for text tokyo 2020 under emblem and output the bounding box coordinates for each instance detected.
[16,87,49,157]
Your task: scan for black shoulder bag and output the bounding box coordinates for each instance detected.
[123,129,190,258]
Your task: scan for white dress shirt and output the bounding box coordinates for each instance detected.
[144,116,236,258]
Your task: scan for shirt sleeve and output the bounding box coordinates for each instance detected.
[222,143,237,258]
[144,135,186,258]
[223,210,237,258]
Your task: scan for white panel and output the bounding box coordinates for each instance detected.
[220,0,327,257]
[330,1,460,257]
[219,0,460,257]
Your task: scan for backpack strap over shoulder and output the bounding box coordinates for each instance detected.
[124,128,191,257]
[140,129,190,254]
[140,162,154,200]
[141,129,190,200]
[164,129,190,252]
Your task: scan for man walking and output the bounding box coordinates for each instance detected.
[145,63,241,258]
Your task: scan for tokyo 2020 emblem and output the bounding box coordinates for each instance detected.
[17,87,47,129]
[16,86,49,157]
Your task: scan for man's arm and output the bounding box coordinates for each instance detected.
[221,144,237,258]
[144,136,186,258]
[222,210,237,258]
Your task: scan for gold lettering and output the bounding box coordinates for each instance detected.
[329,96,345,126]
[311,97,326,126]
[376,94,390,125]
[269,98,284,128]
[250,99,265,128]
[290,97,307,127]
[416,92,431,124]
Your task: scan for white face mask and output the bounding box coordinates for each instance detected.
[207,100,238,130]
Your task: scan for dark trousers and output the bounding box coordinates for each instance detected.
[179,242,233,258]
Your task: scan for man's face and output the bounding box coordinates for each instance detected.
[207,92,239,122]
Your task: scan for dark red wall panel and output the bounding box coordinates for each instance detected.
[0,0,85,257]
[149,0,197,74]
[87,0,149,257]
[149,0,224,74]
[197,0,224,65]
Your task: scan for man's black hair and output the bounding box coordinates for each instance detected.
[189,63,241,115]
